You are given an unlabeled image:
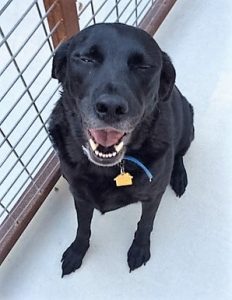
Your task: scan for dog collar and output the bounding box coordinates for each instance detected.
[114,155,153,187]
[82,146,153,186]
[124,156,153,182]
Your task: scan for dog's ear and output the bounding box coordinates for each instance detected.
[52,38,72,82]
[158,51,176,101]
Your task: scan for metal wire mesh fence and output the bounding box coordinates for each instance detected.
[77,0,155,28]
[0,0,176,263]
[0,0,61,223]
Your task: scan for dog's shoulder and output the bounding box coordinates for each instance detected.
[48,98,79,166]
[48,98,67,148]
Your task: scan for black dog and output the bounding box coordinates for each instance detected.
[49,23,194,277]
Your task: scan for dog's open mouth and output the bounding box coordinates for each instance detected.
[85,128,127,166]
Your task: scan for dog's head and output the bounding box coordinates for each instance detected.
[52,23,175,166]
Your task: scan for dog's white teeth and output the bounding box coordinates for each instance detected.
[114,141,124,153]
[94,150,118,159]
[89,138,98,151]
[91,139,122,158]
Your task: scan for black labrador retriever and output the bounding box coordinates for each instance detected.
[49,23,194,277]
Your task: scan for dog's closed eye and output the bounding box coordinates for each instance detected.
[72,45,103,65]
[85,45,103,63]
[80,56,95,63]
[128,53,155,70]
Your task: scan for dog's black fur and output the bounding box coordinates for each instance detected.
[49,23,194,277]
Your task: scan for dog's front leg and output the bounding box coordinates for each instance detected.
[61,199,94,277]
[127,192,163,272]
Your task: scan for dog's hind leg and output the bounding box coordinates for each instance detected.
[170,156,188,197]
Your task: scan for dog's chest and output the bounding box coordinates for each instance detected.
[76,168,151,213]
[92,182,148,213]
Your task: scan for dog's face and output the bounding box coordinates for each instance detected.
[52,23,175,166]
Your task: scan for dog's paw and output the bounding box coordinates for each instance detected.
[127,240,151,272]
[170,157,188,197]
[61,241,89,277]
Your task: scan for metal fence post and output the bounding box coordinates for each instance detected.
[43,0,80,48]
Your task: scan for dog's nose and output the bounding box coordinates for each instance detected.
[95,97,128,120]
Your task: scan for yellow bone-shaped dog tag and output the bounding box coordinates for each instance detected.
[114,172,133,187]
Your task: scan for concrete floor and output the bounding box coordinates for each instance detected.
[1,1,232,299]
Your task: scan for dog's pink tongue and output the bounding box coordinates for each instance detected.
[90,129,124,147]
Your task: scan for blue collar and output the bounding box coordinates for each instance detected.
[124,155,153,182]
